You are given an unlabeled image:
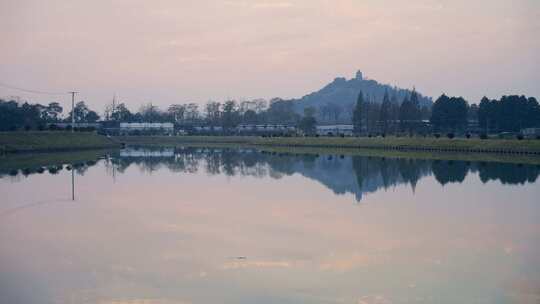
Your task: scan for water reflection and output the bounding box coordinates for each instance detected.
[4,147,538,202]
[107,147,540,201]
[2,147,540,304]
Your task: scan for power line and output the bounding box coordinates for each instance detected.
[0,81,67,96]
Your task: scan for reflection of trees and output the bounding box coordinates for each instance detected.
[476,162,540,185]
[352,156,432,199]
[397,159,431,191]
[432,160,469,185]
[4,147,540,203]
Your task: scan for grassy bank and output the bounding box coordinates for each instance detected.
[0,131,120,153]
[0,149,113,172]
[115,135,540,155]
[254,145,540,165]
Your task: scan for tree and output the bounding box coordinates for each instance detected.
[324,103,343,123]
[430,94,468,132]
[72,101,89,122]
[42,102,63,122]
[242,110,258,124]
[399,95,410,131]
[0,99,46,130]
[478,95,540,133]
[168,104,186,123]
[409,89,422,122]
[253,99,268,113]
[266,98,299,124]
[379,90,391,133]
[85,110,100,122]
[366,100,380,134]
[222,100,240,129]
[352,91,364,134]
[139,103,162,122]
[298,106,317,135]
[299,117,317,135]
[204,101,221,125]
[399,89,422,134]
[478,96,492,133]
[304,106,316,118]
[185,103,200,123]
[468,103,479,122]
[112,103,133,122]
[389,92,400,133]
[66,101,99,123]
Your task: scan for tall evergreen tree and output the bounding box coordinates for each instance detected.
[409,88,422,121]
[399,95,410,132]
[379,90,391,133]
[478,96,492,133]
[352,91,364,134]
[399,89,422,134]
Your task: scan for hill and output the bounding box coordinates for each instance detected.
[290,70,432,122]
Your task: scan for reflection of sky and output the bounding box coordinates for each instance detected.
[1,161,540,304]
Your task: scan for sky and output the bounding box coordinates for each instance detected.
[1,0,539,112]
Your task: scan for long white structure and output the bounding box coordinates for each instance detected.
[316,124,354,136]
[236,124,296,133]
[120,122,174,131]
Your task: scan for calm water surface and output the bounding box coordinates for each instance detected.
[1,147,540,304]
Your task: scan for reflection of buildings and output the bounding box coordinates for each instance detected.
[120,148,175,158]
[3,147,539,203]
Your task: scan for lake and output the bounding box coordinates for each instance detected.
[1,147,540,304]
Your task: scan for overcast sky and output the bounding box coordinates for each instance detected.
[1,0,539,111]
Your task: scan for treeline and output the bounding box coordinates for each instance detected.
[0,99,62,131]
[478,95,540,133]
[0,97,297,131]
[352,89,431,135]
[431,95,540,134]
[0,99,99,131]
[2,91,539,136]
[351,91,540,136]
[103,99,301,128]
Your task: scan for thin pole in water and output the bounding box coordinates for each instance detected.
[71,167,75,201]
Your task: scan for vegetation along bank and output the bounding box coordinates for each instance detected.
[0,132,120,154]
[115,135,540,155]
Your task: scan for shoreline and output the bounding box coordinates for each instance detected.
[0,131,121,154]
[2,133,540,165]
[114,135,540,155]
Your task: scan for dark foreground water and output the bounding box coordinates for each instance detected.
[1,147,540,304]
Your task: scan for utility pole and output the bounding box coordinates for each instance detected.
[68,91,78,132]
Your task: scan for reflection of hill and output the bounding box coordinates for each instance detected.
[4,147,539,202]
[113,148,540,202]
[280,156,431,201]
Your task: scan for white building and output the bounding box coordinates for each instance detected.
[236,124,296,133]
[50,122,101,129]
[120,148,175,158]
[316,124,354,136]
[522,128,540,138]
[119,122,174,134]
[193,126,223,133]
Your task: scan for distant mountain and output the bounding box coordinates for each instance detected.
[290,70,432,120]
